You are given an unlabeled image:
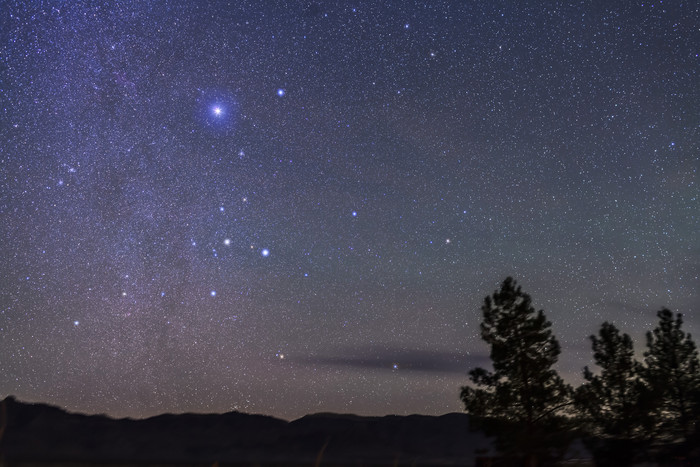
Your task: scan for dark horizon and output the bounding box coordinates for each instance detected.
[0,396,496,466]
[2,394,467,422]
[1,1,697,421]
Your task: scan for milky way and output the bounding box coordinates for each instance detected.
[1,1,697,420]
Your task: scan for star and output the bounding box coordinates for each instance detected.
[261,248,270,257]
[212,106,223,116]
[277,88,285,97]
[210,290,217,297]
[224,238,231,246]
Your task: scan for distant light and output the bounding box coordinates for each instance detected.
[219,206,225,212]
[224,238,231,246]
[277,88,285,97]
[404,23,410,29]
[352,211,357,217]
[213,106,223,116]
[73,320,80,326]
[261,248,270,257]
[210,290,217,297]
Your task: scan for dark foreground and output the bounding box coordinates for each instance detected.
[0,397,496,466]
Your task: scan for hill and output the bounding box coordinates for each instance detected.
[0,396,493,466]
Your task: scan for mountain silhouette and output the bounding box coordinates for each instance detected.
[0,396,494,466]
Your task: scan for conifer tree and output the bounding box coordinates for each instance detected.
[461,277,571,465]
[644,308,700,442]
[574,322,652,465]
[575,322,649,438]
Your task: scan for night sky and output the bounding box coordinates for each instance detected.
[1,1,698,421]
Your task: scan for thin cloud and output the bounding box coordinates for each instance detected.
[293,346,490,375]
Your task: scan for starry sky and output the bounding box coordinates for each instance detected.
[1,1,698,420]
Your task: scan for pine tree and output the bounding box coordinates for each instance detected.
[644,308,700,443]
[574,322,652,465]
[461,277,571,465]
[575,322,649,438]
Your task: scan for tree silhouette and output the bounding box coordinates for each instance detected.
[461,277,571,466]
[644,308,700,443]
[574,322,652,465]
[575,322,650,438]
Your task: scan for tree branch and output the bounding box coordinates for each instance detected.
[533,401,576,424]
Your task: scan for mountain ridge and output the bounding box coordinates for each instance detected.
[0,396,490,466]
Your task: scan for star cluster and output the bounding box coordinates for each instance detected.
[0,1,697,420]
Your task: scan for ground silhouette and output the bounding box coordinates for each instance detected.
[0,396,494,466]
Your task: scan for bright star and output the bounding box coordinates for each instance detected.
[73,320,80,326]
[212,106,223,116]
[224,238,231,246]
[261,248,270,257]
[352,211,357,217]
[277,88,285,97]
[210,290,217,297]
